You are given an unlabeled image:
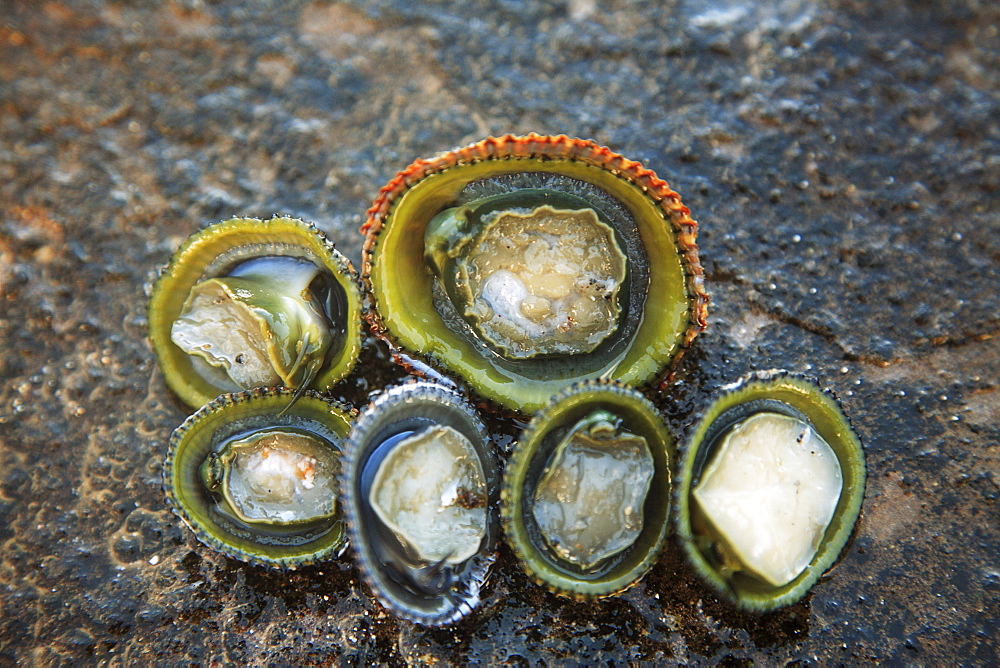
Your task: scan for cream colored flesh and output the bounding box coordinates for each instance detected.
[463,206,626,358]
[369,425,488,565]
[693,412,843,587]
[171,282,283,388]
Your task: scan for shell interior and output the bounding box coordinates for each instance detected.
[171,256,341,392]
[692,412,843,588]
[365,138,702,413]
[205,429,339,526]
[531,410,655,571]
[342,383,500,626]
[502,381,674,598]
[149,217,362,410]
[368,424,488,566]
[164,388,353,569]
[677,371,867,611]
[424,180,638,361]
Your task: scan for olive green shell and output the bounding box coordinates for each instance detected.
[501,380,674,598]
[163,387,356,569]
[148,216,363,410]
[676,370,866,611]
[362,134,708,414]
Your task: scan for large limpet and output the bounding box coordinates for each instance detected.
[362,134,708,413]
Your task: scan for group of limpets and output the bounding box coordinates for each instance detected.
[149,134,866,625]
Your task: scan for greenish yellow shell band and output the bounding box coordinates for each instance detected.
[370,159,690,413]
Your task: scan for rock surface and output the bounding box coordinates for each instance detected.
[1,0,997,663]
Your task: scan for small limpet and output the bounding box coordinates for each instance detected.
[163,388,355,569]
[676,370,866,611]
[501,380,674,598]
[148,216,363,410]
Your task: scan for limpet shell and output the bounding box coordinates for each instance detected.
[362,134,708,413]
[340,381,501,625]
[148,216,363,410]
[163,387,355,569]
[676,370,866,610]
[501,380,674,598]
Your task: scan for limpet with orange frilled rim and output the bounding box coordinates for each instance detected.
[362,134,708,414]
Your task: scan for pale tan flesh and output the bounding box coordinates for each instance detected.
[532,419,654,570]
[369,425,488,565]
[223,431,337,524]
[171,281,283,388]
[460,206,626,358]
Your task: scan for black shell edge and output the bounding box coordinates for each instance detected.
[338,380,498,626]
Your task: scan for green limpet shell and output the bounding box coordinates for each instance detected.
[362,134,708,414]
[676,370,866,611]
[501,380,674,598]
[163,387,356,569]
[149,216,363,410]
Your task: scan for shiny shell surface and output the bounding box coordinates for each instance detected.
[148,216,363,410]
[340,381,500,626]
[676,370,866,611]
[501,380,674,598]
[163,387,355,569]
[362,134,708,413]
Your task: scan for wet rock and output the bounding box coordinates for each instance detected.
[0,0,997,664]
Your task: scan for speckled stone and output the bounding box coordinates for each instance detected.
[1,0,997,663]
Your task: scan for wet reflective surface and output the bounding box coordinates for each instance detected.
[1,0,997,663]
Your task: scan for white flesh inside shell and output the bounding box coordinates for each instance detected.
[461,206,626,358]
[170,257,331,390]
[369,425,488,566]
[532,415,655,571]
[693,412,844,587]
[223,431,337,524]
